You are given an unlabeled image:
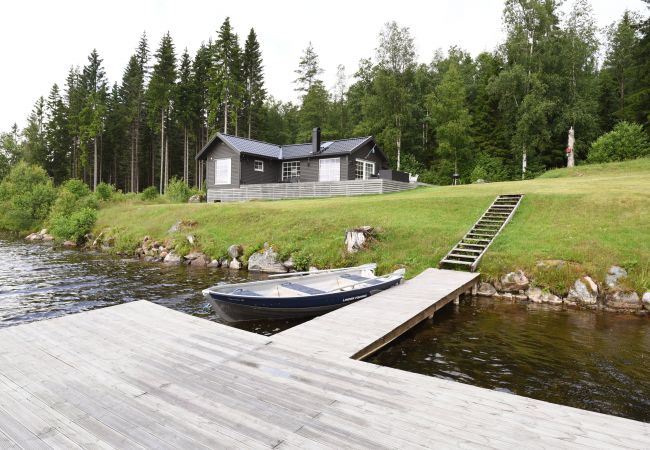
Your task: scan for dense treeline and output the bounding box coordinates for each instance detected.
[1,0,650,190]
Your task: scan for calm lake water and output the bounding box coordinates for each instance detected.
[2,238,649,422]
[369,297,650,422]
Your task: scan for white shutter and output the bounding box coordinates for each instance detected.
[319,158,340,182]
[215,158,231,185]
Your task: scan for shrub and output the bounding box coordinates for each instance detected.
[588,122,650,163]
[95,182,115,201]
[61,178,91,198]
[0,162,57,232]
[470,154,512,183]
[165,177,194,203]
[141,186,159,201]
[49,207,97,242]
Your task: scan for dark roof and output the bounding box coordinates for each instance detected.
[196,133,378,161]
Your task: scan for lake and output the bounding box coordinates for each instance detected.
[2,237,648,422]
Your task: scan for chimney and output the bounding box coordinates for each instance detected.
[312,127,321,153]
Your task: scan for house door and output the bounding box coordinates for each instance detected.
[215,158,231,185]
[319,158,340,182]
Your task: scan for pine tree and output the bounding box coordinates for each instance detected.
[22,97,47,167]
[64,66,83,179]
[45,84,71,183]
[241,28,266,138]
[176,49,196,184]
[210,18,242,135]
[79,49,108,190]
[294,42,323,93]
[192,42,213,188]
[147,32,177,193]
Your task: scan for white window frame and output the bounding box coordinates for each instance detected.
[282,161,300,181]
[319,157,341,182]
[254,160,264,172]
[355,158,375,180]
[215,158,231,185]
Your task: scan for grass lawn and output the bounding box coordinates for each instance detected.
[96,158,650,294]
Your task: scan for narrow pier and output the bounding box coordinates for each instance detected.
[0,272,649,448]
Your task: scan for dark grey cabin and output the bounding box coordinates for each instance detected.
[195,128,391,189]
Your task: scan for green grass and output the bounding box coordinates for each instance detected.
[96,158,650,294]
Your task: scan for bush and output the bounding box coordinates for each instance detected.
[49,207,97,242]
[588,122,650,163]
[95,182,115,201]
[165,177,194,203]
[141,186,159,201]
[61,178,91,198]
[0,162,57,232]
[470,154,512,183]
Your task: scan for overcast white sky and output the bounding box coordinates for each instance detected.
[1,0,647,130]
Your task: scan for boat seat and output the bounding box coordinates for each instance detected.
[281,282,326,295]
[231,288,261,296]
[339,274,384,286]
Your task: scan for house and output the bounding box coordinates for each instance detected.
[195,128,414,202]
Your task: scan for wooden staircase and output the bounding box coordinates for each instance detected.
[439,194,524,272]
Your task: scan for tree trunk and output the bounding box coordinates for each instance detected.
[396,134,401,171]
[93,136,98,191]
[224,96,229,134]
[248,108,252,139]
[159,109,165,193]
[521,146,527,180]
[164,134,169,191]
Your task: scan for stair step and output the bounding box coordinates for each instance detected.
[452,248,483,254]
[448,253,477,260]
[478,220,503,224]
[440,259,474,266]
[461,238,490,242]
[457,243,487,248]
[467,233,496,238]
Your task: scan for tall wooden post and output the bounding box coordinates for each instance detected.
[567,126,575,168]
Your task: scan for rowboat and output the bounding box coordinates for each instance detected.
[203,264,405,322]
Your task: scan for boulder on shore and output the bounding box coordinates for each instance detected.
[190,254,209,267]
[526,287,562,304]
[229,259,242,270]
[566,276,598,305]
[643,292,650,310]
[605,291,641,311]
[62,240,77,247]
[477,282,497,296]
[605,266,628,289]
[163,252,182,265]
[247,245,288,273]
[498,270,529,292]
[207,259,221,268]
[228,244,243,260]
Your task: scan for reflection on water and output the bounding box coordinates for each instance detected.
[0,238,306,335]
[369,297,650,422]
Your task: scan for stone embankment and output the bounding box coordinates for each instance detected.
[478,264,649,314]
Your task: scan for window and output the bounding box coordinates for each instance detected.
[215,158,231,185]
[318,158,340,182]
[282,161,300,181]
[254,160,264,172]
[355,159,375,180]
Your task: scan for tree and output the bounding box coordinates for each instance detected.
[241,28,266,138]
[64,66,83,179]
[210,18,242,134]
[294,42,323,93]
[176,49,196,184]
[427,62,472,183]
[45,84,71,183]
[148,32,176,193]
[0,124,22,175]
[376,21,416,73]
[299,82,330,138]
[330,64,350,137]
[22,96,47,167]
[79,49,108,190]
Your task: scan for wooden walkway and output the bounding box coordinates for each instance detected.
[274,268,480,359]
[1,275,649,448]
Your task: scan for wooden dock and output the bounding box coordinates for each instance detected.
[1,271,649,448]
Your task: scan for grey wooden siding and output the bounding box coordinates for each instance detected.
[290,155,349,182]
[240,155,281,184]
[347,143,388,180]
[207,179,416,202]
[205,142,240,189]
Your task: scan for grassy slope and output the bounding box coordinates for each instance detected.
[96,158,650,293]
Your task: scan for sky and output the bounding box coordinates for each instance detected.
[0,0,647,130]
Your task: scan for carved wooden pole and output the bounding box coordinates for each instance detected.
[567,126,575,168]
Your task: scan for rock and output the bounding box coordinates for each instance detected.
[247,246,288,273]
[228,244,243,260]
[168,220,183,234]
[207,259,221,268]
[477,282,497,296]
[220,259,230,267]
[188,194,205,203]
[499,270,529,292]
[25,233,43,241]
[229,259,242,270]
[62,240,77,247]
[144,255,162,263]
[642,292,650,309]
[41,234,54,242]
[183,252,202,261]
[345,226,375,253]
[605,266,628,289]
[282,257,295,271]
[187,234,195,246]
[495,292,514,301]
[605,291,641,311]
[309,266,319,272]
[160,251,168,259]
[567,276,598,305]
[513,294,528,301]
[526,287,562,304]
[163,252,182,265]
[190,255,209,267]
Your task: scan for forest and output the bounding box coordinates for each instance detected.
[1,0,650,191]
